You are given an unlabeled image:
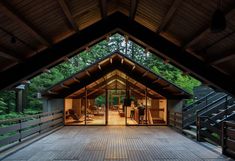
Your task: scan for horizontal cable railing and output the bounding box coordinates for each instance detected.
[0,110,63,148]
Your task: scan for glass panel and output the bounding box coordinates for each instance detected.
[86,89,106,125]
[64,94,85,125]
[108,90,125,125]
[147,99,167,125]
[127,89,145,125]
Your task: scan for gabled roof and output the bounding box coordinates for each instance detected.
[1,11,234,96]
[42,52,191,99]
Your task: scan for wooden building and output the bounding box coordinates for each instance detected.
[42,52,191,125]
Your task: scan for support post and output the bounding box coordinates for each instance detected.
[85,86,87,125]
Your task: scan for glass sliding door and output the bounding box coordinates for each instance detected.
[108,90,125,125]
[86,89,106,125]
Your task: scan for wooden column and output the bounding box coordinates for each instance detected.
[16,89,23,113]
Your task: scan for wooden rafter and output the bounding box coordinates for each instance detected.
[129,0,138,20]
[183,5,235,49]
[99,0,107,18]
[57,0,79,32]
[0,45,21,62]
[156,0,183,34]
[0,1,51,46]
[209,49,235,65]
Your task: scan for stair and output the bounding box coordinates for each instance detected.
[182,89,235,146]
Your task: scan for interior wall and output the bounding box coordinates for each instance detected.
[72,99,81,116]
[43,98,64,112]
[64,98,73,112]
[159,99,167,122]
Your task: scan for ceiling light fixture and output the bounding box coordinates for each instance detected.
[211,0,226,33]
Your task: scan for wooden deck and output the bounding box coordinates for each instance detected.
[2,126,233,161]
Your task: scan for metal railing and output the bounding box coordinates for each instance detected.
[183,94,229,128]
[183,91,215,111]
[222,121,235,159]
[0,110,63,148]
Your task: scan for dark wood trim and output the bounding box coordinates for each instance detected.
[0,1,51,46]
[0,13,118,90]
[1,12,234,96]
[0,45,22,62]
[156,0,183,34]
[129,0,138,20]
[57,0,79,32]
[99,0,107,18]
[183,5,235,49]
[115,13,235,96]
[209,49,235,65]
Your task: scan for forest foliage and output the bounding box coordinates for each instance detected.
[0,33,201,118]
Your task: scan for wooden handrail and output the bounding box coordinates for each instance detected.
[222,121,235,159]
[0,110,63,124]
[0,110,64,148]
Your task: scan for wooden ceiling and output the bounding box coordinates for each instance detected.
[42,53,191,99]
[0,0,235,95]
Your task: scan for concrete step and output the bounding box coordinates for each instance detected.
[189,125,197,131]
[211,113,217,116]
[183,129,197,139]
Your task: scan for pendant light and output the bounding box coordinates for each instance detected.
[211,0,226,33]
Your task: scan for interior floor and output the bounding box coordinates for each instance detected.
[65,109,138,125]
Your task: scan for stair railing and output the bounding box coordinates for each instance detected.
[196,116,221,145]
[195,94,229,120]
[183,91,215,111]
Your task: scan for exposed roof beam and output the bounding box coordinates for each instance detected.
[156,0,183,34]
[73,77,80,83]
[209,50,235,65]
[121,57,124,64]
[48,90,58,95]
[99,0,107,18]
[86,70,91,77]
[131,65,136,71]
[152,78,160,84]
[98,64,102,70]
[183,5,235,49]
[0,13,117,90]
[163,84,171,89]
[129,0,138,20]
[0,1,51,46]
[142,71,148,77]
[60,83,69,88]
[109,57,113,64]
[57,0,79,32]
[117,13,235,96]
[0,45,22,62]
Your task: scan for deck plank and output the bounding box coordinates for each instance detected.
[2,126,233,161]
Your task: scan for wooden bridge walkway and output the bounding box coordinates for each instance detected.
[2,126,233,161]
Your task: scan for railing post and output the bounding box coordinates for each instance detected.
[174,112,176,128]
[225,96,228,119]
[196,114,201,141]
[19,119,22,142]
[39,115,41,134]
[221,121,226,155]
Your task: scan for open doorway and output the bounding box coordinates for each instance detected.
[108,90,125,125]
